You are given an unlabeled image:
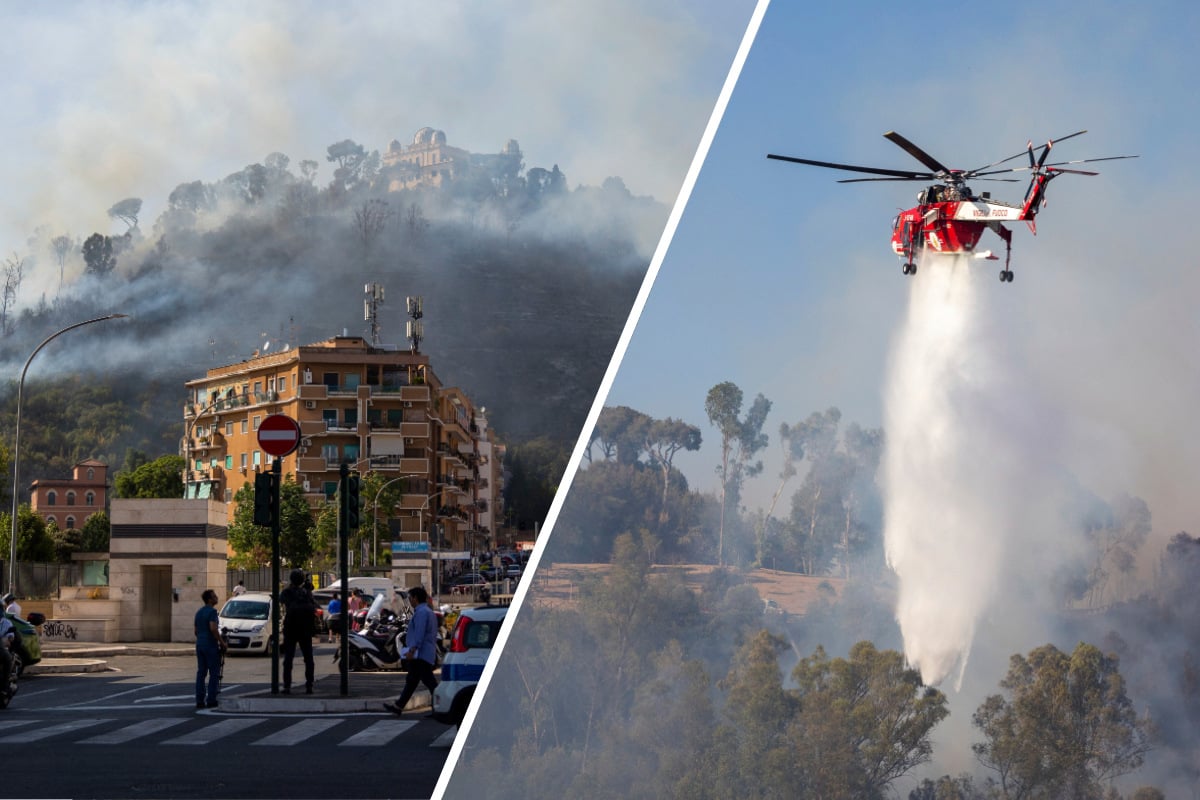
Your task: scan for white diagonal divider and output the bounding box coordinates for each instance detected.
[0,718,111,743]
[80,717,189,744]
[252,717,344,746]
[163,717,266,745]
[339,719,416,746]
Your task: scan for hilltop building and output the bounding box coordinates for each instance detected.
[182,335,503,572]
[29,459,109,531]
[381,127,523,192]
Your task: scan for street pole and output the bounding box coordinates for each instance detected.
[8,314,128,594]
[269,458,282,694]
[338,463,350,696]
[369,473,424,566]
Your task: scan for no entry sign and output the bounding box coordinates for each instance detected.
[257,414,302,457]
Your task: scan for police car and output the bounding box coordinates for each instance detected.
[431,604,507,725]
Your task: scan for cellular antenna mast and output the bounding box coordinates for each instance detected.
[364,282,385,346]
[406,295,424,354]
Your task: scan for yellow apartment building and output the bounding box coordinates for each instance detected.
[181,335,503,566]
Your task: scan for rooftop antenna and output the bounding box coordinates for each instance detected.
[365,282,385,346]
[406,295,424,354]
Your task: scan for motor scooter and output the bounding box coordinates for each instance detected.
[337,594,410,671]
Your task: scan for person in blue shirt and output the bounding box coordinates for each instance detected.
[194,589,227,709]
[384,586,439,715]
[326,592,342,643]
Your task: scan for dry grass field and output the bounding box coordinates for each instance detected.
[525,562,846,617]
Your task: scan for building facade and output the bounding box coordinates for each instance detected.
[30,459,108,531]
[182,335,502,567]
[381,127,523,192]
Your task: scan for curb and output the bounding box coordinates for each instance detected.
[220,687,431,714]
[26,658,109,675]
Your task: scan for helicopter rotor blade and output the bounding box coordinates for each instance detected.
[967,130,1089,175]
[883,131,950,174]
[1045,167,1100,176]
[836,176,929,183]
[767,153,929,180]
[973,153,1137,177]
[1041,155,1138,167]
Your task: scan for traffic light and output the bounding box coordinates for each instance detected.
[345,474,361,529]
[253,471,277,527]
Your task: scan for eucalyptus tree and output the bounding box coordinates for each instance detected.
[704,381,770,567]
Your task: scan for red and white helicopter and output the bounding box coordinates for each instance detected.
[768,130,1136,282]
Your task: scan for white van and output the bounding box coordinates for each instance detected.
[314,577,401,614]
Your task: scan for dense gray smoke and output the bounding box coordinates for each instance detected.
[882,255,1061,688]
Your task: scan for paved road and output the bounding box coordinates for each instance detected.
[5,648,456,799]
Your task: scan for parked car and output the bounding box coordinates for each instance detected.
[432,603,507,725]
[218,592,274,655]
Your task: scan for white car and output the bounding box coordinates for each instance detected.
[218,592,275,655]
[432,604,507,725]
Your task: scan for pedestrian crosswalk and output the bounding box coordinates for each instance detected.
[0,716,447,748]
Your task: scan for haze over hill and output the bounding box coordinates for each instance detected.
[0,131,664,485]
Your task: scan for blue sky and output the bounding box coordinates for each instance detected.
[605,0,1200,539]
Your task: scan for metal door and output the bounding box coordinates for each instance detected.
[141,566,172,642]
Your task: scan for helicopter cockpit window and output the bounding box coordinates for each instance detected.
[917,189,926,204]
[892,214,900,231]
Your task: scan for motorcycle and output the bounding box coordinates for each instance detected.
[336,594,410,671]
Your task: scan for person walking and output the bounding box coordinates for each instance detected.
[231,580,246,597]
[280,568,317,694]
[195,589,227,709]
[347,588,364,632]
[326,592,342,643]
[384,586,439,716]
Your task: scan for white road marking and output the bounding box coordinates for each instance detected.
[163,717,267,745]
[252,717,343,746]
[339,719,416,746]
[430,726,457,748]
[64,683,159,706]
[134,694,196,703]
[0,718,111,743]
[80,717,189,744]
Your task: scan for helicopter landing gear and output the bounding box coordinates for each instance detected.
[902,262,916,276]
[999,269,1013,283]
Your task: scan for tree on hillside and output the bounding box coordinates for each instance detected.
[644,417,701,528]
[2,253,25,336]
[590,405,651,464]
[973,642,1153,799]
[1085,494,1152,607]
[714,630,798,795]
[787,641,949,798]
[107,197,142,232]
[81,233,116,276]
[113,454,184,499]
[705,382,771,567]
[51,234,73,293]
[505,436,571,532]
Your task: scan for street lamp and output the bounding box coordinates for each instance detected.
[9,314,129,594]
[181,394,233,498]
[368,473,425,565]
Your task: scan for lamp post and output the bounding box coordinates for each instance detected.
[9,314,129,594]
[368,473,425,565]
[181,394,233,498]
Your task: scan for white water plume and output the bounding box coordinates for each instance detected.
[882,255,1055,689]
